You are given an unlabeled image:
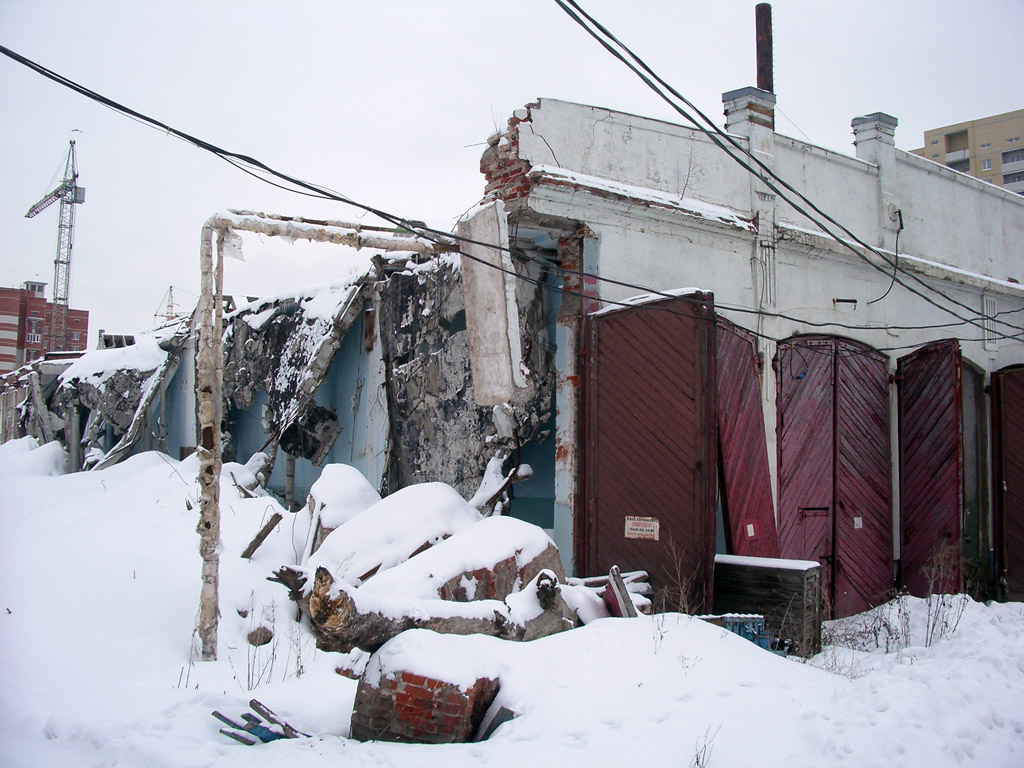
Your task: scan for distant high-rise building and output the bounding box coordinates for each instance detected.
[0,281,90,373]
[911,108,1024,194]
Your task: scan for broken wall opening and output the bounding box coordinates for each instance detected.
[379,245,557,505]
[226,308,387,503]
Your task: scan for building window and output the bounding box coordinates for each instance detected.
[1009,137,1021,143]
[1004,172,1024,184]
[930,139,938,145]
[1003,150,1024,164]
[931,153,939,158]
[982,159,992,171]
[71,331,81,341]
[981,142,991,149]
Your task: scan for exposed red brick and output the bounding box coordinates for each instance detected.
[350,669,500,744]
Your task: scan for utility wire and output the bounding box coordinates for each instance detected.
[553,0,1024,339]
[2,42,1016,346]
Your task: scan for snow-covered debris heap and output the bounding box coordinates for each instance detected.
[350,630,503,744]
[43,317,190,471]
[295,463,383,558]
[271,462,654,744]
[222,272,373,466]
[275,469,581,654]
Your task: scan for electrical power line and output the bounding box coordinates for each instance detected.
[1,42,1017,352]
[552,0,1024,340]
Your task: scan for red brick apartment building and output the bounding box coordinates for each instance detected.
[0,281,89,373]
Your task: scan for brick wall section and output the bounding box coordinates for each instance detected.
[350,669,499,744]
[438,542,565,602]
[480,109,535,203]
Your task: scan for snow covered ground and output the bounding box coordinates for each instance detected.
[2,437,1023,767]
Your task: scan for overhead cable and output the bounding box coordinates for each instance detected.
[552,0,1023,339]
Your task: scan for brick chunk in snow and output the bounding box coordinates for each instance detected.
[350,666,499,744]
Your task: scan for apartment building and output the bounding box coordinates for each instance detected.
[0,281,89,373]
[911,108,1024,194]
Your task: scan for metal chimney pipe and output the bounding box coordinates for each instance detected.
[756,3,774,94]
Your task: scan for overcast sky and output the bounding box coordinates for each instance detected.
[2,1,1021,338]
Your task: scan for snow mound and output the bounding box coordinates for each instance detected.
[357,515,557,600]
[307,463,382,529]
[3,440,1024,768]
[0,437,68,477]
[307,482,482,585]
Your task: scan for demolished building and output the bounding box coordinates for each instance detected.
[5,84,1024,619]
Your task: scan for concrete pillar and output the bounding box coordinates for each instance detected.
[852,112,898,167]
[723,87,780,516]
[723,86,776,147]
[852,113,901,243]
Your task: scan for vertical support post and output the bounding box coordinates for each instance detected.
[285,452,296,512]
[157,375,169,454]
[196,222,223,661]
[67,406,81,472]
[27,371,53,444]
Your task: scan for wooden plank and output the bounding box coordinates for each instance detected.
[898,340,963,597]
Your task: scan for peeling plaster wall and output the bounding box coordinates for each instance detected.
[379,257,555,501]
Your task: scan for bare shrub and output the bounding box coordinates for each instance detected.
[820,592,910,655]
[690,724,720,768]
[655,533,701,614]
[924,543,968,648]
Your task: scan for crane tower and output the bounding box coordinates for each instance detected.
[25,140,85,353]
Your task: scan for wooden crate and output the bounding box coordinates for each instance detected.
[712,554,822,656]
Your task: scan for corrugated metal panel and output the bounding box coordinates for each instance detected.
[898,339,963,597]
[834,341,893,615]
[776,337,836,607]
[994,366,1024,599]
[583,293,716,611]
[715,318,779,557]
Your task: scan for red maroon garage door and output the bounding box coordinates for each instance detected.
[992,366,1024,600]
[898,339,963,597]
[583,292,717,612]
[716,318,779,558]
[776,336,894,618]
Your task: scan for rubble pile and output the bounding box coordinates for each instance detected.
[269,461,650,743]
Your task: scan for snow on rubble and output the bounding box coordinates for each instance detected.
[2,439,1023,767]
[305,482,482,587]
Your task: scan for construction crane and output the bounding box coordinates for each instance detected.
[25,140,85,352]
